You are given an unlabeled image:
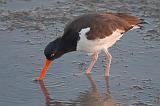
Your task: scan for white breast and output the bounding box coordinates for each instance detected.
[77,27,124,54]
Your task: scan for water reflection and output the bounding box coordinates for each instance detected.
[38,75,118,106]
[39,81,63,106]
[69,75,117,106]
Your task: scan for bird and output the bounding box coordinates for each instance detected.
[36,12,142,81]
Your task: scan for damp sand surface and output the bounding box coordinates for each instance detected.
[0,0,160,106]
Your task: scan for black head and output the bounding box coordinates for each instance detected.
[44,37,64,60]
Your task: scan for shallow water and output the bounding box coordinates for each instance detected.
[0,0,160,106]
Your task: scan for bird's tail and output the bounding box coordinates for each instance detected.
[137,18,148,29]
[112,13,148,29]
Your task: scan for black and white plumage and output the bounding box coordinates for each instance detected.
[37,12,142,80]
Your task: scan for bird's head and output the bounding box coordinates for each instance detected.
[44,37,63,61]
[37,37,64,81]
[36,31,78,81]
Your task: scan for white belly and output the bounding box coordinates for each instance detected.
[77,28,123,53]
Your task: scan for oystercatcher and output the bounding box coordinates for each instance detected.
[37,12,142,80]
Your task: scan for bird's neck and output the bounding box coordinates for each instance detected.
[58,37,77,54]
[57,30,80,53]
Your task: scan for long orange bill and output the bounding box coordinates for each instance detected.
[39,59,53,80]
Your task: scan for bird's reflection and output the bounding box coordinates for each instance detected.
[39,81,63,106]
[38,75,117,106]
[69,75,116,106]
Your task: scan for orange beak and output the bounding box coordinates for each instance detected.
[39,59,53,80]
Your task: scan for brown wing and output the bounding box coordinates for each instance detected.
[63,12,142,40]
[110,13,142,26]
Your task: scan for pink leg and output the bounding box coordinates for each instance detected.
[86,52,99,74]
[104,50,112,76]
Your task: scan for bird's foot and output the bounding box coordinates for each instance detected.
[104,75,109,80]
[105,73,109,76]
[105,72,110,78]
[85,69,92,74]
[105,66,110,77]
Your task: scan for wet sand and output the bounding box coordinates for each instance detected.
[0,0,160,106]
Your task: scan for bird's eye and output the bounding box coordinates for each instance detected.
[51,54,55,57]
